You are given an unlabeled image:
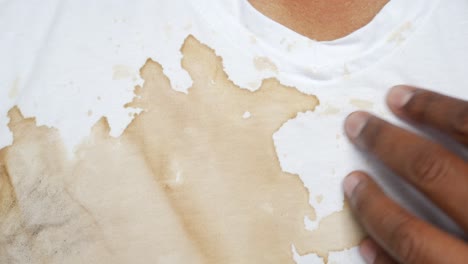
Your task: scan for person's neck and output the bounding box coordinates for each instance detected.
[248,0,389,41]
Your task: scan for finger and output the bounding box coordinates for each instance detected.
[345,111,468,231]
[387,85,468,146]
[344,172,468,264]
[360,238,398,264]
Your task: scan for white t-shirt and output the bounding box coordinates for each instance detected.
[1,0,467,263]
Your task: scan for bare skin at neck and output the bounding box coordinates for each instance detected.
[249,0,389,41]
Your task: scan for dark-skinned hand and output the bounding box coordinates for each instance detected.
[343,85,468,264]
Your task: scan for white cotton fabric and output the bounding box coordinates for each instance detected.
[1,0,468,263]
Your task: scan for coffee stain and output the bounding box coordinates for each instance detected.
[249,35,257,44]
[387,21,413,44]
[0,150,17,232]
[183,23,193,31]
[0,36,364,263]
[253,56,279,74]
[315,195,324,204]
[112,65,134,80]
[8,78,20,99]
[349,98,374,110]
[0,109,113,264]
[87,110,93,117]
[164,24,173,39]
[307,205,365,263]
[343,65,351,80]
[321,104,341,115]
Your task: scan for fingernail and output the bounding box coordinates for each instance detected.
[345,112,369,139]
[360,239,378,264]
[388,86,414,109]
[343,173,362,198]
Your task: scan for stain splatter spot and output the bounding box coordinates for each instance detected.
[253,56,279,74]
[112,65,134,80]
[321,105,341,115]
[183,23,193,31]
[8,78,20,99]
[343,65,351,80]
[250,35,257,44]
[316,195,324,204]
[305,206,365,263]
[387,21,413,44]
[349,98,374,110]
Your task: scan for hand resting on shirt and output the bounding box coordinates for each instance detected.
[343,85,468,263]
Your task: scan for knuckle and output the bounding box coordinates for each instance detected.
[391,217,423,263]
[351,180,373,213]
[411,148,450,187]
[452,105,468,139]
[405,91,432,120]
[350,178,388,221]
[373,253,395,264]
[361,117,385,151]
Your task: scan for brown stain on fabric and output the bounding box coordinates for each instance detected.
[0,108,114,263]
[253,56,279,74]
[308,204,364,262]
[0,36,364,263]
[387,21,412,44]
[112,65,134,80]
[349,98,374,110]
[8,78,20,99]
